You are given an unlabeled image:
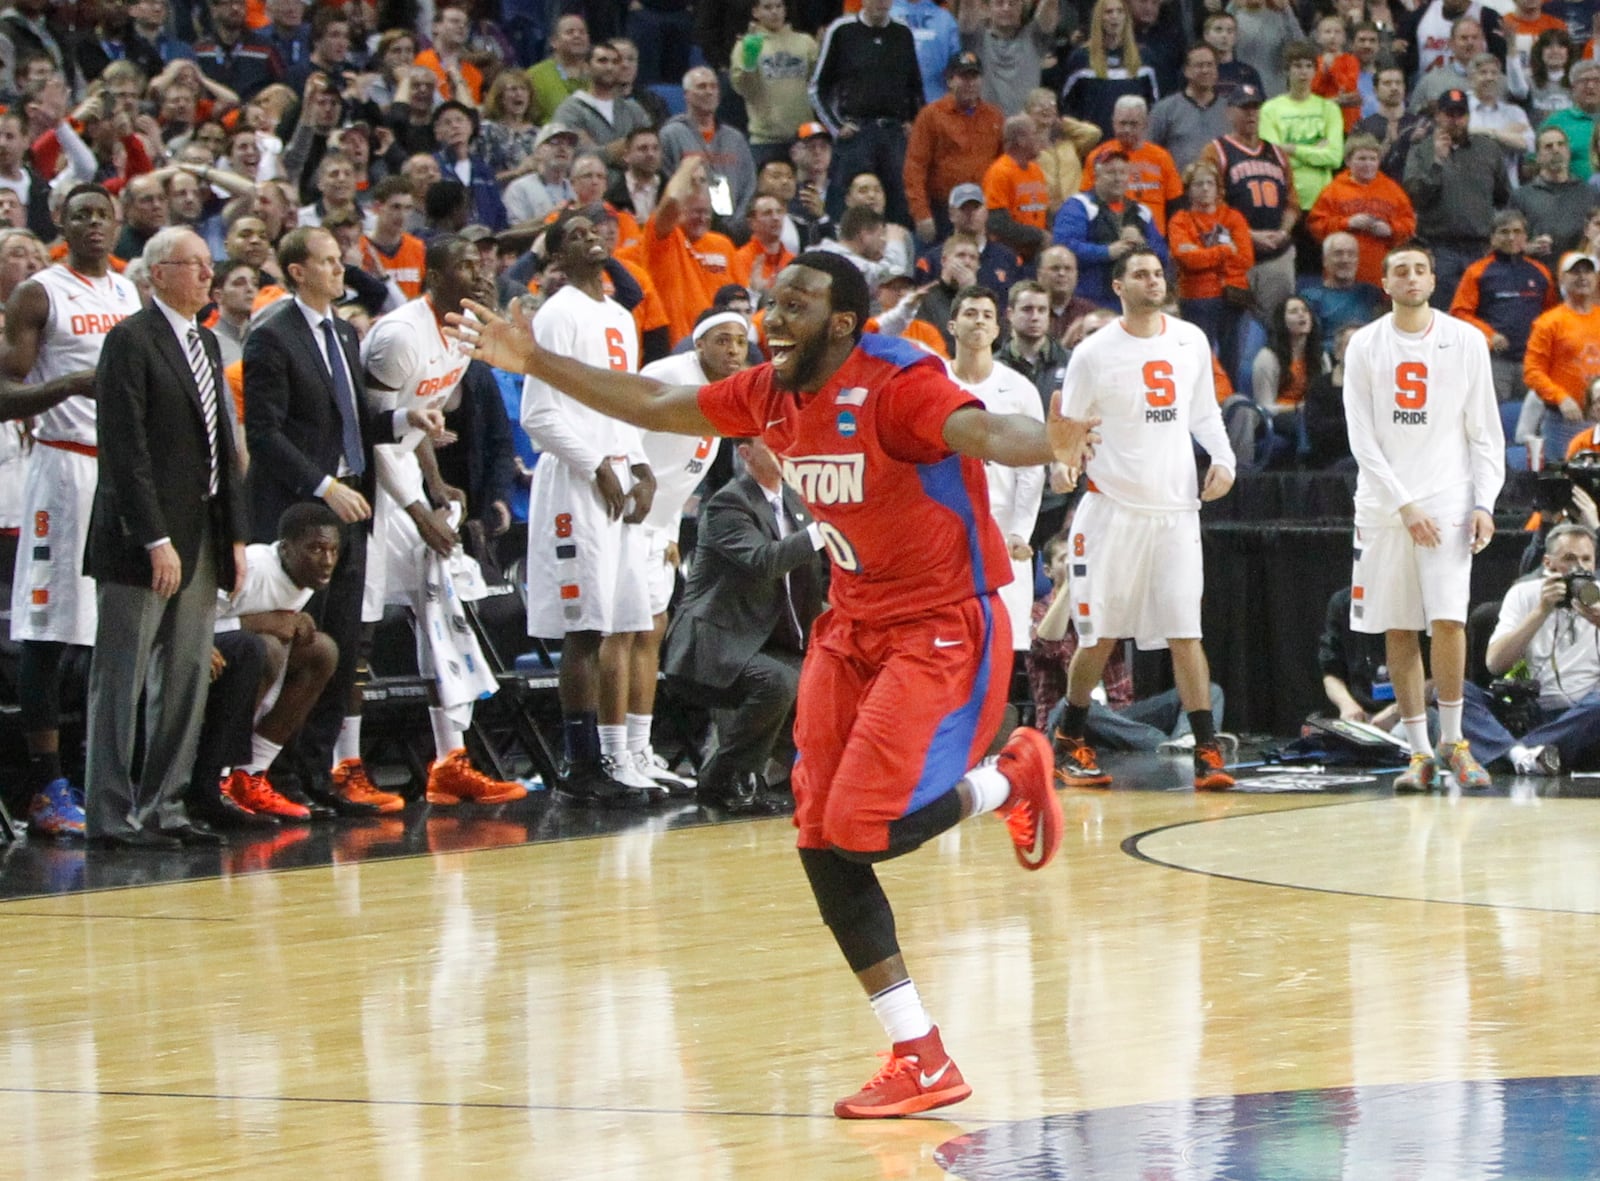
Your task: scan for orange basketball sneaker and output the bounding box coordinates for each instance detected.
[331,758,407,813]
[995,726,1063,870]
[1193,739,1236,791]
[834,1026,972,1119]
[425,749,528,806]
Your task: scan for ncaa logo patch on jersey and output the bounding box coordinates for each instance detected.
[837,410,858,437]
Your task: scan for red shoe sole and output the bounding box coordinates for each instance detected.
[834,1081,973,1119]
[1054,768,1113,788]
[1194,774,1235,792]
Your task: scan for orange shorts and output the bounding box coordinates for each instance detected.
[792,594,1012,853]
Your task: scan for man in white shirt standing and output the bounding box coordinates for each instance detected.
[522,210,659,806]
[1053,247,1238,792]
[943,284,1044,670]
[1343,244,1504,790]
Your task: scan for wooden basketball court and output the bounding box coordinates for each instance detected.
[3,760,1599,1178]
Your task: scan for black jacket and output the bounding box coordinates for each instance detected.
[86,307,247,588]
[242,297,397,542]
[661,473,826,694]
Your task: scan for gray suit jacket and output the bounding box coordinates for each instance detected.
[661,473,826,693]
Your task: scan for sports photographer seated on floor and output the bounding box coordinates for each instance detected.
[1464,522,1600,775]
[660,437,827,814]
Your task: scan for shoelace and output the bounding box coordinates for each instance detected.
[447,757,510,791]
[1004,801,1037,847]
[860,1051,918,1091]
[1197,745,1225,770]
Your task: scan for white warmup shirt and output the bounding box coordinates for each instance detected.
[1342,310,1504,529]
[638,351,722,534]
[521,284,643,470]
[1059,314,1236,510]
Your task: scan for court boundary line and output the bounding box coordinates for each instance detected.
[0,1082,1011,1124]
[1122,796,1600,916]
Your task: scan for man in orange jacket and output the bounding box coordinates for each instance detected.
[902,50,1005,244]
[1526,252,1600,457]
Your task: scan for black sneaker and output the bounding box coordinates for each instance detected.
[559,761,651,808]
[1052,730,1111,787]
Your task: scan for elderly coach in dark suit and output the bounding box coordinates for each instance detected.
[243,226,444,814]
[85,227,249,848]
[662,437,826,812]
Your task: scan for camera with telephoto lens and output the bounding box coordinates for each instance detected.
[1536,452,1600,516]
[1561,571,1600,609]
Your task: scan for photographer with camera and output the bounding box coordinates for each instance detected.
[1462,522,1600,775]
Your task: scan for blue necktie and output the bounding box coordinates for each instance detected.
[321,317,365,478]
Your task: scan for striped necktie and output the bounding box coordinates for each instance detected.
[185,327,220,497]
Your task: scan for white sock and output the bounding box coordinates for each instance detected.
[242,733,282,775]
[869,979,932,1046]
[1438,699,1463,745]
[598,723,628,757]
[429,707,464,762]
[333,716,362,765]
[625,713,651,756]
[965,761,1012,816]
[1403,715,1431,758]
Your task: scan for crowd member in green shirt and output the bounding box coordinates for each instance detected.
[528,12,590,125]
[1260,40,1345,208]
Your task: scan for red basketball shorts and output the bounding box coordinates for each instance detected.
[792,593,1012,854]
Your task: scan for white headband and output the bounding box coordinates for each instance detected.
[692,310,749,345]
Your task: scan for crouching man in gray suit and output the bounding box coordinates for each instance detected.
[662,437,827,813]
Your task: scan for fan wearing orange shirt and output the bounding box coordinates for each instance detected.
[1306,133,1416,286]
[1167,159,1253,366]
[730,193,795,300]
[1311,14,1362,134]
[982,115,1053,264]
[1526,254,1600,460]
[617,157,739,347]
[1079,96,1185,235]
[415,3,484,103]
[362,176,427,300]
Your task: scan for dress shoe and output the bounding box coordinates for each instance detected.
[275,781,337,821]
[89,829,181,850]
[162,821,226,846]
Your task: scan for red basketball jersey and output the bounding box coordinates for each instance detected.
[698,334,1012,624]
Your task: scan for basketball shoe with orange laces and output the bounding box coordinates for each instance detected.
[425,748,528,806]
[994,727,1063,870]
[222,769,311,821]
[331,758,407,813]
[834,1026,972,1119]
[1053,730,1112,787]
[1193,739,1235,791]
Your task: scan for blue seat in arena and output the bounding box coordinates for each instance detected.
[649,83,684,116]
[1233,315,1266,394]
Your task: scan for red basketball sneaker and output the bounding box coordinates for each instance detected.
[834,1026,972,1119]
[995,727,1063,871]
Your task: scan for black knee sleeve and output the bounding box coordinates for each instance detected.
[799,847,900,973]
[17,640,67,734]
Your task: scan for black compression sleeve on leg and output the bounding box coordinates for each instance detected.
[831,788,965,865]
[799,846,901,974]
[17,640,66,734]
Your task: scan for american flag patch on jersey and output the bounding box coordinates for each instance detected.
[835,386,868,407]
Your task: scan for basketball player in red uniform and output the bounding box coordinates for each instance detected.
[449,251,1098,1120]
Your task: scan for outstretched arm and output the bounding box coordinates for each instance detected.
[448,298,717,436]
[941,392,1099,470]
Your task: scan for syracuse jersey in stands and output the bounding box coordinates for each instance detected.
[696,334,1012,624]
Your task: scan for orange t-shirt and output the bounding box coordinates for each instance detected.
[363,233,426,300]
[1080,140,1185,234]
[415,48,484,104]
[1526,303,1600,407]
[729,239,794,294]
[618,215,738,346]
[982,153,1051,233]
[1313,53,1362,133]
